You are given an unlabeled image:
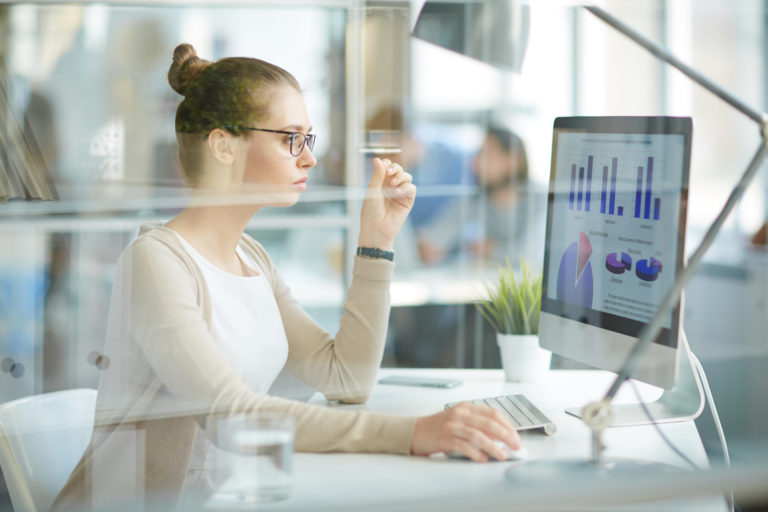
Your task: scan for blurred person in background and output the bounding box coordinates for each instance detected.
[365,105,474,230]
[417,126,546,268]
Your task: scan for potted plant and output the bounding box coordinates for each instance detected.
[475,257,551,383]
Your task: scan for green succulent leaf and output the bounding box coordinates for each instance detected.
[474,256,542,335]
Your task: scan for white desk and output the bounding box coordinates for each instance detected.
[221,369,731,512]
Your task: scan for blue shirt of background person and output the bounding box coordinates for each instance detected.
[363,106,475,231]
[405,126,475,229]
[417,126,546,267]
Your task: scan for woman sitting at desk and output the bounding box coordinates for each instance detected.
[52,44,519,510]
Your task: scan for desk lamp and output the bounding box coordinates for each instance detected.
[574,5,768,471]
[412,0,768,479]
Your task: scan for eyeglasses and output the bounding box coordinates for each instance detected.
[228,126,316,157]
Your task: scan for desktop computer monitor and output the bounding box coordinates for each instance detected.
[539,116,692,391]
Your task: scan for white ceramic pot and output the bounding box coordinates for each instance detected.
[496,333,552,383]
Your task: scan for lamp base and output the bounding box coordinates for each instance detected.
[506,457,682,481]
[504,458,694,508]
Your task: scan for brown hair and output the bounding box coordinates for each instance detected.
[486,125,528,183]
[168,43,301,183]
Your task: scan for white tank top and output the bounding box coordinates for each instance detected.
[174,233,291,500]
[173,233,289,393]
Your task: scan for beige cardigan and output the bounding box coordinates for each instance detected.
[52,225,415,510]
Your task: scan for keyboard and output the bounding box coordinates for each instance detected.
[445,394,557,436]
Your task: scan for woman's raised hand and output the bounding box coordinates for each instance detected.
[410,402,521,462]
[358,158,416,251]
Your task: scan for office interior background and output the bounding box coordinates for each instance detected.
[1,0,767,508]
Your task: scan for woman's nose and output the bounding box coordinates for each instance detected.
[298,146,317,169]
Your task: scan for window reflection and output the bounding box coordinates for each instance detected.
[0,2,766,509]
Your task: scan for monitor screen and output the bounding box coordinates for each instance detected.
[539,116,691,389]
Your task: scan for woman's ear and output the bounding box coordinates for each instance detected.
[207,128,238,164]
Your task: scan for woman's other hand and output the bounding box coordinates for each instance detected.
[358,158,416,251]
[411,402,521,462]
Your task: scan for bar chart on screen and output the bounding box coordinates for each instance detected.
[566,152,664,221]
[546,124,687,329]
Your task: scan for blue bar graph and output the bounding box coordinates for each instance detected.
[569,164,576,209]
[609,157,618,215]
[566,154,661,221]
[635,166,643,218]
[585,156,593,212]
[644,157,654,219]
[601,165,608,214]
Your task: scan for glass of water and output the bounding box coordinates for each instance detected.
[215,413,294,504]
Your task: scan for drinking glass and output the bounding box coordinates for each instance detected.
[213,413,294,504]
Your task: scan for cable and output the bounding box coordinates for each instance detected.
[628,379,700,471]
[689,351,734,512]
[689,352,731,467]
[628,354,735,512]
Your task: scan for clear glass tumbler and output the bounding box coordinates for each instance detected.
[215,413,294,504]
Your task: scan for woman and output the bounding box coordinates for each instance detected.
[418,126,545,266]
[53,44,519,510]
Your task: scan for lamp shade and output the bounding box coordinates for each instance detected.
[412,0,530,73]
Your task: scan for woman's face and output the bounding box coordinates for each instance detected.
[239,86,317,206]
[472,136,518,186]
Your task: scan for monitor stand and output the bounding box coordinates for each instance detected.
[565,330,705,426]
[506,331,706,488]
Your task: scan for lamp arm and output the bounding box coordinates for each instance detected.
[580,6,768,404]
[604,142,768,402]
[585,6,768,126]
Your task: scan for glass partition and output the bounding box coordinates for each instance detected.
[0,0,767,510]
[0,1,351,396]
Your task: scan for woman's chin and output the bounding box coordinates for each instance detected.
[266,192,303,208]
[238,186,302,207]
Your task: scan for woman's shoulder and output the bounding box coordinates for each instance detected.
[121,223,196,270]
[130,223,183,253]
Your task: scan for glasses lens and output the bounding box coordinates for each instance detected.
[289,133,316,156]
[290,133,304,156]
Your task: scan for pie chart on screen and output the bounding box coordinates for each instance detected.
[556,231,594,308]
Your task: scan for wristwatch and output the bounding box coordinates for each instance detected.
[356,246,394,261]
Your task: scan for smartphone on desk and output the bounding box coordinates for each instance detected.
[378,375,463,389]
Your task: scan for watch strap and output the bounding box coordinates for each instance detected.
[356,246,394,261]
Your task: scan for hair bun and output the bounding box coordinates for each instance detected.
[168,43,211,96]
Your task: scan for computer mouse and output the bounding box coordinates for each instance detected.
[492,440,529,461]
[446,441,529,462]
